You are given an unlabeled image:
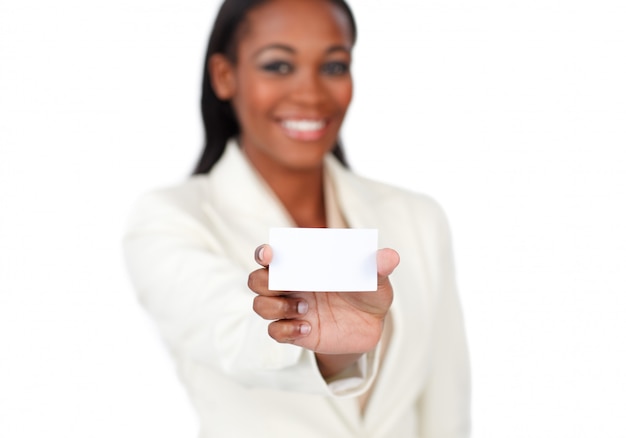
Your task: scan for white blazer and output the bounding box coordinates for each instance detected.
[123,141,471,437]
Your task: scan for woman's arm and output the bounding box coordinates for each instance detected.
[123,191,396,396]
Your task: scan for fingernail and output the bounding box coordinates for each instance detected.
[297,301,308,314]
[257,246,264,262]
[299,323,311,335]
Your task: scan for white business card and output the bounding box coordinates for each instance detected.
[268,227,378,292]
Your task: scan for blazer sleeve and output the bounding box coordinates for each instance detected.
[122,190,379,397]
[417,203,472,438]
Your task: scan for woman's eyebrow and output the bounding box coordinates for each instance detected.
[253,44,295,58]
[326,45,351,55]
[253,43,351,58]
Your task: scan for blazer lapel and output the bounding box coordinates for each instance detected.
[199,141,294,270]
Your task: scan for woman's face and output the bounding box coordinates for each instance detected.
[212,0,354,175]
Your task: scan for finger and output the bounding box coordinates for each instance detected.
[248,268,288,297]
[377,248,400,281]
[248,266,269,295]
[268,319,311,343]
[253,296,309,320]
[254,244,273,267]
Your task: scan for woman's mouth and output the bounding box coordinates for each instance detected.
[279,118,328,141]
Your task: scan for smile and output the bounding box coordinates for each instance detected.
[281,119,326,132]
[280,119,328,141]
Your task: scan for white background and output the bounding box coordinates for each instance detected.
[1,0,625,437]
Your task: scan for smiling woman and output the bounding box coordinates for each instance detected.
[208,0,354,217]
[122,0,470,437]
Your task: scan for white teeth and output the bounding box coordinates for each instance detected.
[282,119,325,132]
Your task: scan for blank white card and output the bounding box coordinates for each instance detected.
[268,227,378,292]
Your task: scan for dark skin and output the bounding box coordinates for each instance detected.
[251,245,399,378]
[210,0,400,379]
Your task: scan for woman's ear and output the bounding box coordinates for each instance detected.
[209,54,236,100]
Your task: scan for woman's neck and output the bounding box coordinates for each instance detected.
[262,165,327,228]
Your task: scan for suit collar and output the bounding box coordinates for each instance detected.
[206,139,379,229]
[205,139,295,227]
[325,154,384,230]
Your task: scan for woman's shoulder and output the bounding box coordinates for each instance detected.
[137,175,208,203]
[331,162,449,224]
[359,173,441,206]
[125,175,213,226]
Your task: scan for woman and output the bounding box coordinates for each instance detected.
[123,0,471,436]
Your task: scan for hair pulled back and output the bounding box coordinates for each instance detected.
[193,0,357,174]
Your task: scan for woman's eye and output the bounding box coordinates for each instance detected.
[261,61,293,75]
[321,62,349,76]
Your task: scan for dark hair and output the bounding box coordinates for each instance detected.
[192,0,357,175]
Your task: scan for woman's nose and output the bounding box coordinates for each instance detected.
[289,69,327,105]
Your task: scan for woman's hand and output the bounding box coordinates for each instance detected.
[248,244,400,358]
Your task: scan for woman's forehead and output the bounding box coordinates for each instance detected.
[238,0,353,50]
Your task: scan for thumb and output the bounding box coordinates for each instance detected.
[254,244,273,267]
[377,248,400,280]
